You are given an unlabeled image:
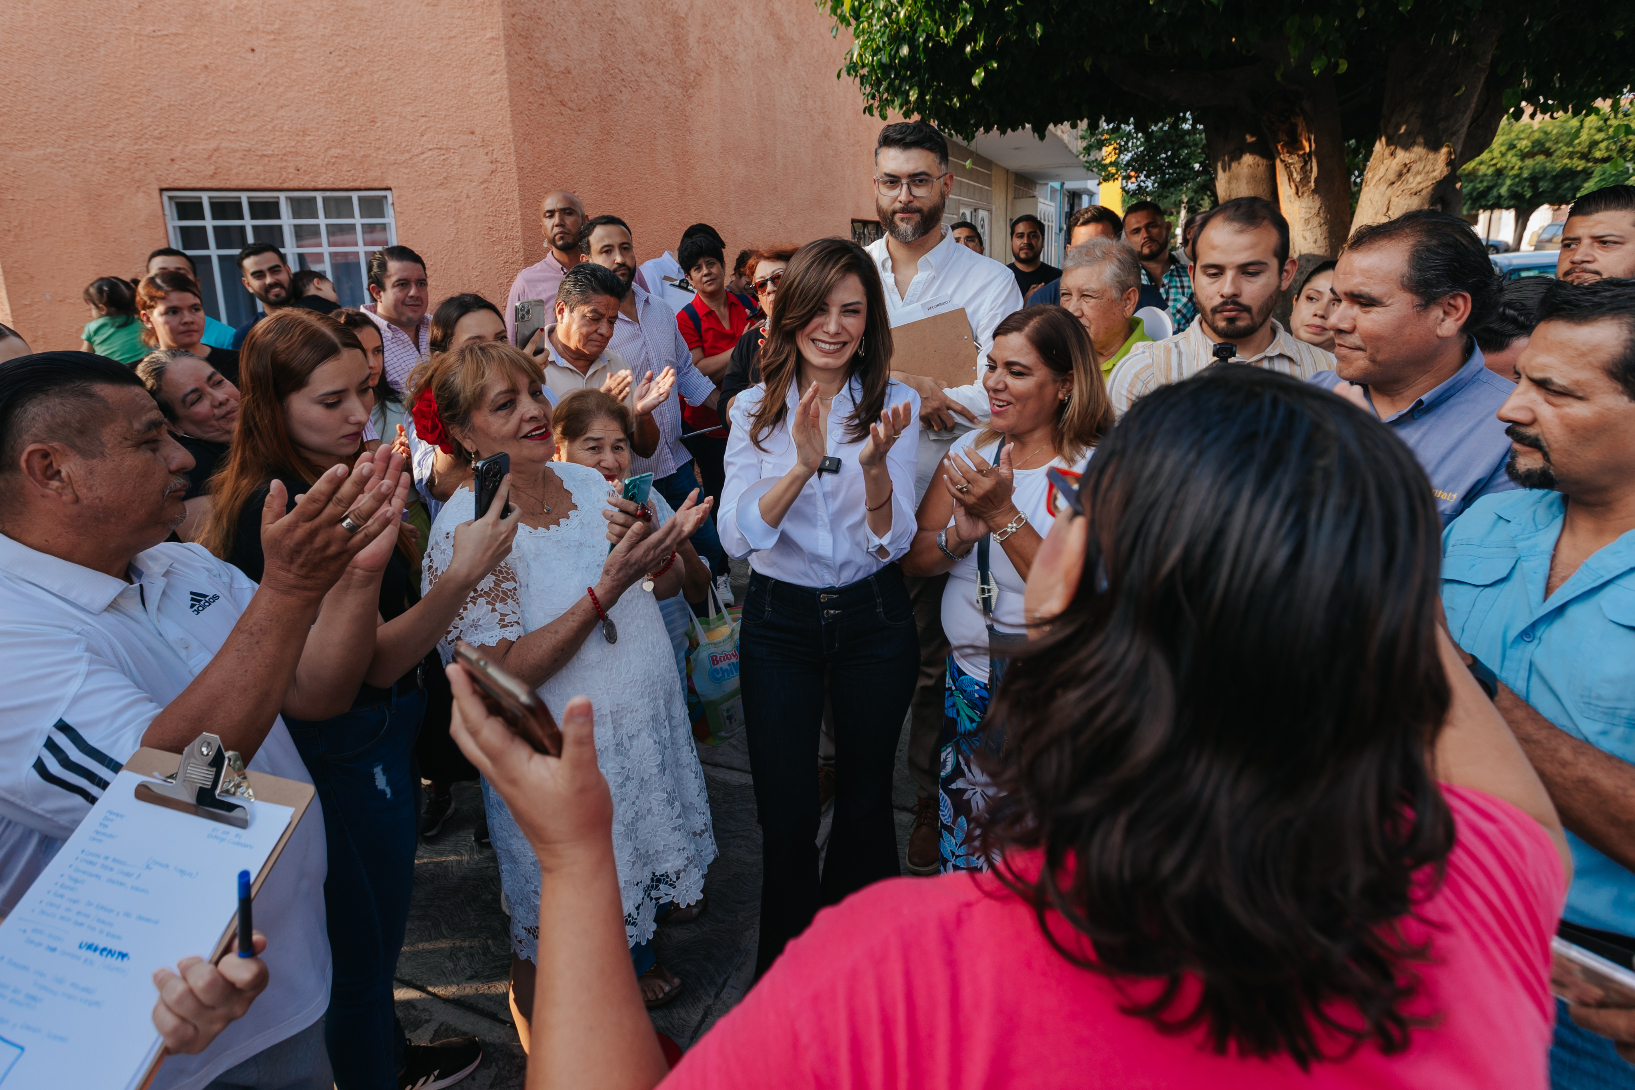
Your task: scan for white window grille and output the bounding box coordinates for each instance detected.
[162,191,398,327]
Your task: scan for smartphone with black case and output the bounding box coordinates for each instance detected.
[514,299,546,352]
[473,452,510,519]
[454,641,562,756]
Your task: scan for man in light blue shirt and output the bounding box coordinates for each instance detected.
[1440,279,1635,1085]
[1314,209,1517,525]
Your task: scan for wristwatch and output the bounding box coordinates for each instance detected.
[1466,654,1500,700]
[937,529,972,562]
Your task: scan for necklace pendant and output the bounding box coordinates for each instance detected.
[543,504,551,514]
[601,616,618,644]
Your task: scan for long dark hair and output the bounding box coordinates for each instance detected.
[748,238,894,450]
[429,293,504,354]
[332,307,401,407]
[983,367,1454,1066]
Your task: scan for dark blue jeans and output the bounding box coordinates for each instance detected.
[738,565,919,977]
[656,458,729,581]
[286,683,425,1090]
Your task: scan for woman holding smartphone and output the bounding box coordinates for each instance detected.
[415,340,716,1030]
[200,309,520,1090]
[718,237,919,977]
[901,305,1114,872]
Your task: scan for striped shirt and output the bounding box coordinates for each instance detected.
[362,303,431,393]
[609,285,717,480]
[1106,317,1335,414]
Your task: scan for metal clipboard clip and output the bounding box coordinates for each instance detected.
[133,733,256,828]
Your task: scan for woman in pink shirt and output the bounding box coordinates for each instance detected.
[446,366,1572,1090]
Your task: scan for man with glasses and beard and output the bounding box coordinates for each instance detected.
[1440,279,1635,1087]
[1108,197,1330,414]
[862,120,1023,877]
[1313,209,1519,525]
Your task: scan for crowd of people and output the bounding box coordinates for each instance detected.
[0,118,1633,1090]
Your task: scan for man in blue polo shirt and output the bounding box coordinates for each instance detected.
[1313,209,1518,524]
[1440,279,1635,1086]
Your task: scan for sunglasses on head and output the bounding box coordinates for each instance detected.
[1045,467,1083,519]
[754,270,783,294]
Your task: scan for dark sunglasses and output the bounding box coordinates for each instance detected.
[1045,467,1083,519]
[753,270,784,294]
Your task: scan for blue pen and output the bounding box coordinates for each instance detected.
[236,870,253,957]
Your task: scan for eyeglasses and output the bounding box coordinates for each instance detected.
[1045,467,1083,519]
[873,172,950,197]
[754,270,783,294]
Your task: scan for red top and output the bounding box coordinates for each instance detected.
[676,292,751,435]
[662,784,1565,1090]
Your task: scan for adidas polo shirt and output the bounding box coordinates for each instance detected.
[0,532,330,1090]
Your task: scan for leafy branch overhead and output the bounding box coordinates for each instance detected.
[824,0,1635,254]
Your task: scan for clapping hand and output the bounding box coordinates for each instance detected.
[338,448,415,575]
[601,369,634,402]
[259,448,407,598]
[942,445,1015,528]
[633,368,676,416]
[791,382,828,475]
[391,423,412,463]
[600,489,714,598]
[857,401,914,469]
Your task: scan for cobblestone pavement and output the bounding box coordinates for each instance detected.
[392,560,922,1087]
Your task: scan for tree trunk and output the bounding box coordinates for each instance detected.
[1200,106,1278,204]
[1263,74,1352,259]
[1351,19,1503,230]
[1510,205,1538,251]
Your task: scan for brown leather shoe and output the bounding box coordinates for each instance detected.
[817,765,837,813]
[907,796,940,875]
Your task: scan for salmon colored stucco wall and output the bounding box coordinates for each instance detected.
[0,0,886,349]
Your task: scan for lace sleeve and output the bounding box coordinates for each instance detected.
[423,514,524,662]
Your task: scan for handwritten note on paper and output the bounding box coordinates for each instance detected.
[0,770,291,1090]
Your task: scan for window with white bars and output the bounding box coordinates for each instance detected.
[162,191,398,327]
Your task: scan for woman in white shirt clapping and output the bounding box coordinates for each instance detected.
[719,238,919,977]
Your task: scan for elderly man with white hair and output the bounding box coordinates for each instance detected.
[1056,237,1154,378]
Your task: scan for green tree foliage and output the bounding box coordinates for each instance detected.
[1092,115,1215,216]
[1461,106,1635,216]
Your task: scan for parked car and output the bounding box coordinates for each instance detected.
[1485,238,1513,254]
[1527,221,1565,251]
[1492,250,1558,280]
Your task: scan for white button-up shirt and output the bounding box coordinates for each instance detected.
[720,377,921,588]
[0,534,329,1090]
[609,285,717,481]
[865,227,1024,503]
[362,303,431,393]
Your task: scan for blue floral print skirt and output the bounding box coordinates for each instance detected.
[938,655,998,873]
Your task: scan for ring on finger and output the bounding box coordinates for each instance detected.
[955,483,970,493]
[340,514,363,534]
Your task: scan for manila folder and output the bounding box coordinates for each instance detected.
[890,307,979,388]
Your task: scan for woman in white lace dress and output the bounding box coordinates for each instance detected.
[410,336,716,1036]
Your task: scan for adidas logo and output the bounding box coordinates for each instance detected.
[188,591,220,616]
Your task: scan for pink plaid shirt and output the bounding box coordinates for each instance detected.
[361,304,430,394]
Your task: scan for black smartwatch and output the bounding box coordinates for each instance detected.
[1466,654,1500,700]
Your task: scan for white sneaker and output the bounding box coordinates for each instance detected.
[713,573,734,607]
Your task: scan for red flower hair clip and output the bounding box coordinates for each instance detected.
[411,387,453,453]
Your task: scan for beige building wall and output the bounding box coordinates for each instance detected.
[0,0,887,348]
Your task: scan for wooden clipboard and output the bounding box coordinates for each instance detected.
[889,306,981,388]
[125,746,315,1090]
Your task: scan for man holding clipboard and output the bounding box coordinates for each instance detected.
[0,353,412,1089]
[862,122,1025,876]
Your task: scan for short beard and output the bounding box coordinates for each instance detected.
[258,283,290,308]
[877,193,946,244]
[1203,297,1274,341]
[1504,424,1557,488]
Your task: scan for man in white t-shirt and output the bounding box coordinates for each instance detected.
[863,121,1024,875]
[0,353,409,1090]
